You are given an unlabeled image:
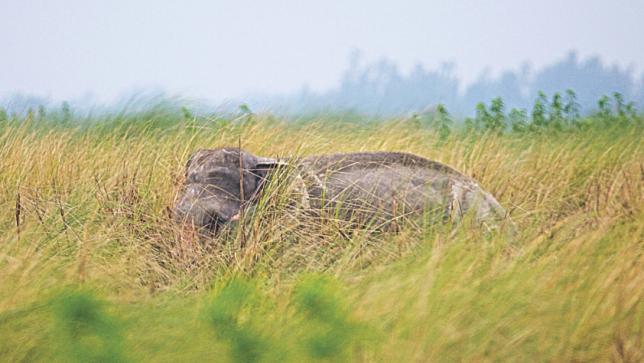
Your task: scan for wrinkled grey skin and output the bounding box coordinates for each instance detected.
[174,148,508,234]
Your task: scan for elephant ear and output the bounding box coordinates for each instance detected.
[228,157,290,222]
[253,157,310,211]
[247,156,289,201]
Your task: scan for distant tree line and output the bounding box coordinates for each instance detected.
[2,51,642,119]
[257,51,643,117]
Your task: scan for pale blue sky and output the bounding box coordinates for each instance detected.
[1,0,642,103]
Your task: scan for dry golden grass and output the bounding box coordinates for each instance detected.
[0,115,642,362]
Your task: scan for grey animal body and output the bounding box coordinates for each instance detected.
[174,148,508,234]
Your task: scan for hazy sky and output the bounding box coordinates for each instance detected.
[1,0,643,103]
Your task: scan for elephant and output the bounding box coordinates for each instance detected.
[174,148,509,235]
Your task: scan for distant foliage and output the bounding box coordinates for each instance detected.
[0,92,639,138]
[460,91,640,134]
[432,104,452,140]
[487,97,506,133]
[563,89,581,124]
[408,92,634,138]
[531,92,548,129]
[549,92,564,129]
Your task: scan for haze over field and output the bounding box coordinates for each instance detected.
[1,1,643,115]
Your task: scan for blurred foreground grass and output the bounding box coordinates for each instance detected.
[0,112,642,362]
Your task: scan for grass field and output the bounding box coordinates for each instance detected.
[0,110,642,362]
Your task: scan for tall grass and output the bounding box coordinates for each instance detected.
[0,111,642,362]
